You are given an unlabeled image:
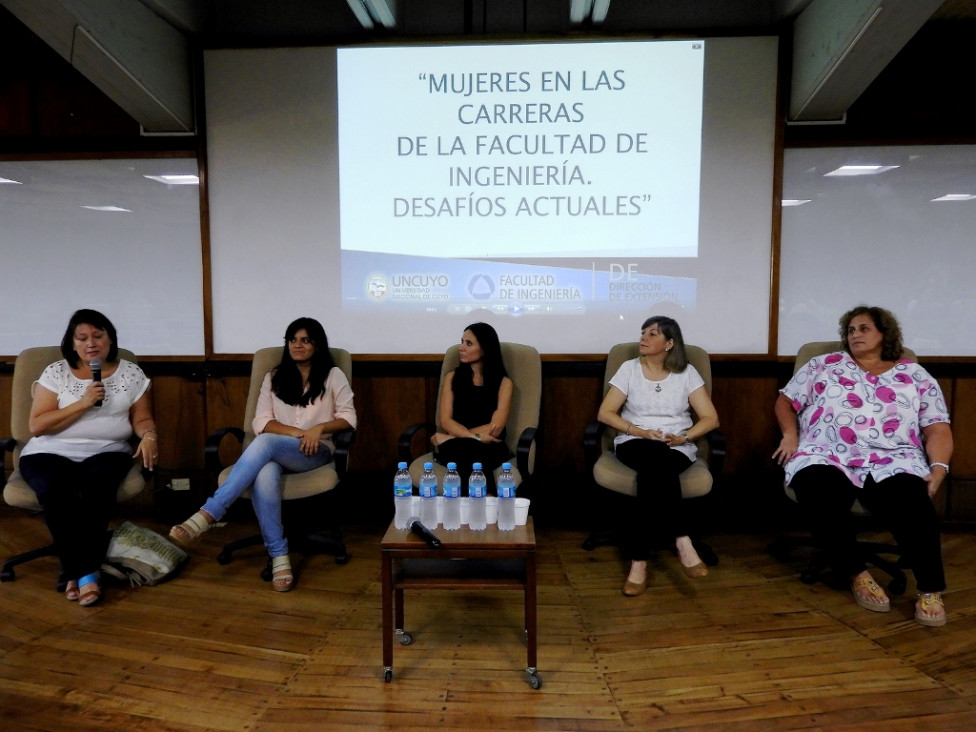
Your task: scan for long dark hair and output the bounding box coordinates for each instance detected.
[60,309,119,367]
[270,317,336,406]
[641,315,689,373]
[839,305,904,361]
[454,322,507,392]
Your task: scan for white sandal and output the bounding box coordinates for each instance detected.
[271,554,294,592]
[169,511,213,548]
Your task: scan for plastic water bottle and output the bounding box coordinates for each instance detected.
[497,462,517,531]
[467,462,488,530]
[393,461,413,530]
[441,462,462,530]
[419,462,439,527]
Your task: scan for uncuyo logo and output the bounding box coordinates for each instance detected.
[366,274,388,302]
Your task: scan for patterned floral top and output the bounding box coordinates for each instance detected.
[780,351,950,487]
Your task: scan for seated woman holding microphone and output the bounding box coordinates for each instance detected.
[597,315,720,596]
[19,309,157,607]
[773,305,952,626]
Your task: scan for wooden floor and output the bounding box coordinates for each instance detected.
[2,505,976,731]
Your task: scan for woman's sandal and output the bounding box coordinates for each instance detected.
[78,572,101,607]
[271,555,294,592]
[64,579,79,602]
[169,511,213,548]
[915,592,947,627]
[851,575,891,613]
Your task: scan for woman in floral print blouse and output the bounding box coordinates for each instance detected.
[773,306,953,626]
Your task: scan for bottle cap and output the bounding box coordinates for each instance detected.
[502,462,512,470]
[398,462,407,469]
[447,462,457,470]
[424,462,434,470]
[473,462,482,470]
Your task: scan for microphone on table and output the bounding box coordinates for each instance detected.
[407,517,441,549]
[90,358,103,407]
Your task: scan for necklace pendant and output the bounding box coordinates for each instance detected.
[655,384,662,393]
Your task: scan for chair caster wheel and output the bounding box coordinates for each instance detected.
[334,554,349,565]
[384,669,393,682]
[799,568,819,585]
[526,670,542,689]
[581,539,595,551]
[217,552,232,565]
[397,631,413,645]
[1,568,15,582]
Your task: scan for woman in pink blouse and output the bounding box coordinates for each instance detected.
[774,306,953,626]
[170,318,356,591]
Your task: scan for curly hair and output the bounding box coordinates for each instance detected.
[641,315,689,373]
[838,305,904,361]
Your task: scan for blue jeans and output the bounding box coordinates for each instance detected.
[202,433,331,558]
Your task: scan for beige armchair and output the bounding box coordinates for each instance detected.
[581,341,724,562]
[206,346,354,575]
[1,346,146,587]
[769,341,914,594]
[398,342,541,488]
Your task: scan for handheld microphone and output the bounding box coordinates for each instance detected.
[90,358,103,407]
[407,517,442,549]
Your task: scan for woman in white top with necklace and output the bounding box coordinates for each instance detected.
[597,316,720,596]
[19,309,158,607]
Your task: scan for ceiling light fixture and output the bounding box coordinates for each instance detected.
[931,193,976,202]
[80,205,131,212]
[571,0,610,24]
[0,177,23,184]
[144,174,199,185]
[782,199,812,207]
[346,0,396,29]
[824,164,899,177]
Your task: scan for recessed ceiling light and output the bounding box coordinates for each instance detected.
[782,199,811,207]
[824,165,899,177]
[144,174,199,185]
[80,205,131,212]
[0,177,22,184]
[931,193,976,202]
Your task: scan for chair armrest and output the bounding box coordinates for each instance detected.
[204,426,245,474]
[397,422,435,464]
[704,428,726,476]
[583,420,604,467]
[515,426,538,478]
[1,436,14,488]
[332,428,355,477]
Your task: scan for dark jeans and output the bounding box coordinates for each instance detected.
[790,464,946,592]
[614,439,693,561]
[435,437,510,494]
[19,451,133,580]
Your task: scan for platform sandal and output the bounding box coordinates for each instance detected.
[851,575,890,613]
[169,511,213,548]
[271,554,294,592]
[915,592,946,627]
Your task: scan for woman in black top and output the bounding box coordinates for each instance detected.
[430,322,513,492]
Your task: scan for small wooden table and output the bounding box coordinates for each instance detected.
[380,518,540,688]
